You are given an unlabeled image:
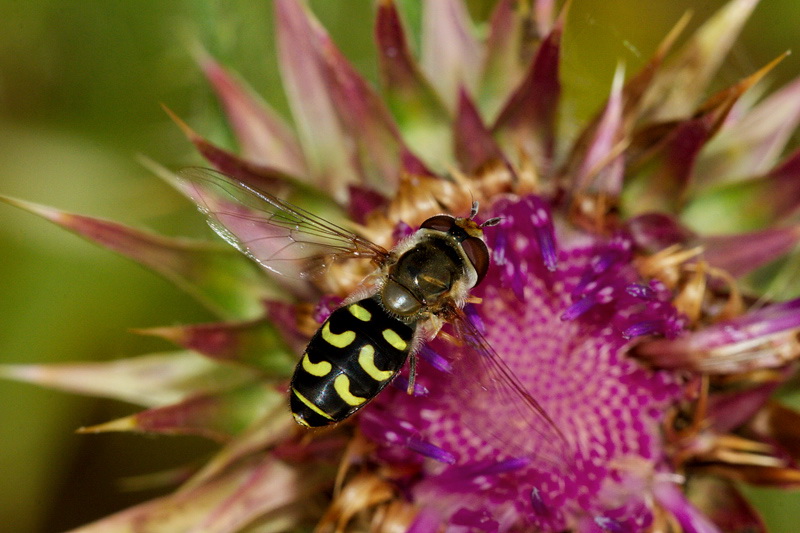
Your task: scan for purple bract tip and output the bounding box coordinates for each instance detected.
[418,345,453,373]
[622,320,666,340]
[594,516,625,533]
[392,375,429,396]
[407,437,456,464]
[526,196,559,271]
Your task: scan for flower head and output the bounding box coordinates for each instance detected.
[4,0,800,531]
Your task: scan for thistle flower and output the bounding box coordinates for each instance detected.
[4,0,800,531]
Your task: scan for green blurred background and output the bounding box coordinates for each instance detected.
[0,1,798,531]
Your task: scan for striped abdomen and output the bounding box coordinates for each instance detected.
[290,296,416,427]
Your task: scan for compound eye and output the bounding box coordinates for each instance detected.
[420,215,455,233]
[461,237,490,285]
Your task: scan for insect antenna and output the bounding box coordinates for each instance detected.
[467,199,502,228]
[469,200,479,219]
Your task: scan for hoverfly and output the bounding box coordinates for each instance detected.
[178,169,565,463]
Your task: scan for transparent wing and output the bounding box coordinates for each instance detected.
[177,168,390,280]
[439,306,572,470]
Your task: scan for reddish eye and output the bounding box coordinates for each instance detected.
[461,237,490,285]
[420,215,455,232]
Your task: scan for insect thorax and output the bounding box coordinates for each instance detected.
[381,232,476,319]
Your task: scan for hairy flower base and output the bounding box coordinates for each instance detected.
[359,194,686,532]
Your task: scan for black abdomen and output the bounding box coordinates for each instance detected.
[290,296,415,427]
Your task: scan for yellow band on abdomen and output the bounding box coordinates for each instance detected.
[322,321,356,348]
[291,388,334,420]
[358,344,394,381]
[301,354,332,377]
[382,328,408,351]
[334,374,366,406]
[348,303,372,322]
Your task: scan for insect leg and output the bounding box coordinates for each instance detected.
[406,352,417,395]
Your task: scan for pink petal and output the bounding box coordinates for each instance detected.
[696,76,800,187]
[453,87,509,174]
[0,351,254,408]
[683,146,800,233]
[182,400,296,492]
[610,12,691,128]
[164,105,307,195]
[751,402,800,465]
[421,0,483,110]
[375,0,425,95]
[375,0,452,169]
[198,52,308,176]
[564,64,626,196]
[641,0,759,122]
[752,145,800,222]
[137,319,295,376]
[316,30,430,191]
[707,381,781,433]
[190,459,311,533]
[479,0,528,119]
[265,299,310,354]
[626,212,695,253]
[696,464,800,488]
[347,184,389,224]
[627,57,780,215]
[70,456,325,533]
[533,0,555,37]
[653,481,722,533]
[625,117,711,214]
[78,384,281,441]
[0,195,274,319]
[685,477,767,533]
[493,12,562,175]
[636,299,800,373]
[702,225,800,278]
[563,15,690,203]
[275,0,358,201]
